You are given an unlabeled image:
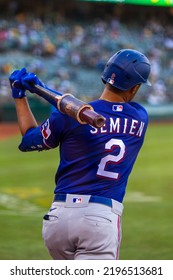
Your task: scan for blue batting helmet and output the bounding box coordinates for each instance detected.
[101,49,151,91]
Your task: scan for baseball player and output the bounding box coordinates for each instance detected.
[9,49,151,260]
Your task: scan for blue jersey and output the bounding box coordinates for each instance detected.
[19,100,148,202]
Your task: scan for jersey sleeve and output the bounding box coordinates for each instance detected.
[19,110,66,152]
[18,126,46,152]
[40,110,66,149]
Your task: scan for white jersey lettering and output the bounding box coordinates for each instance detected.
[90,117,146,138]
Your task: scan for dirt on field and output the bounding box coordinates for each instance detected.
[0,122,20,140]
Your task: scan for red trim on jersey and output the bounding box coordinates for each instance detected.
[116,215,121,260]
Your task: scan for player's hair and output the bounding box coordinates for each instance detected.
[101,49,151,91]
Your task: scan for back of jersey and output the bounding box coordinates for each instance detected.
[51,100,148,203]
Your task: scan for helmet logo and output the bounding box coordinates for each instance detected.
[108,73,116,85]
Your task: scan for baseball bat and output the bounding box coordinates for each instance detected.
[13,81,106,128]
[34,85,106,128]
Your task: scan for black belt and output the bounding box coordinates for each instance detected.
[54,193,112,207]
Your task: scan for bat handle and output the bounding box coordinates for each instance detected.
[80,108,106,128]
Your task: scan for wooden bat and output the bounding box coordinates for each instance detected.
[30,84,106,128]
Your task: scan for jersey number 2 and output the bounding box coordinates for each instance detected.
[97,139,125,179]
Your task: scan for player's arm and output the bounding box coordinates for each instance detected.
[9,68,63,152]
[9,68,47,152]
[14,97,38,136]
[9,68,38,136]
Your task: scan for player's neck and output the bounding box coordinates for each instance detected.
[99,88,126,103]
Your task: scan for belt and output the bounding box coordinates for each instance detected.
[54,193,112,207]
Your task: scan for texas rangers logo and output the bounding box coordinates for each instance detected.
[41,119,51,139]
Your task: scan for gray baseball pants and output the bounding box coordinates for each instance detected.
[42,194,123,260]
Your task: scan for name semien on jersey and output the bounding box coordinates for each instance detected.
[90,117,145,137]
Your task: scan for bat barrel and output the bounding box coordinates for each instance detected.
[58,94,106,128]
[80,108,105,128]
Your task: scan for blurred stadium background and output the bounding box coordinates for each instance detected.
[0,0,173,121]
[0,0,173,260]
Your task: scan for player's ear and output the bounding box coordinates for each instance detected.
[130,84,141,98]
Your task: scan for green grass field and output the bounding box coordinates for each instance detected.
[0,123,173,260]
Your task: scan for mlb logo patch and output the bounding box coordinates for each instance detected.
[107,78,115,85]
[73,197,83,203]
[112,105,123,112]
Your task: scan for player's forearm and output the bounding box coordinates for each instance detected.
[14,97,38,136]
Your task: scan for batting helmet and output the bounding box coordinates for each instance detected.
[101,49,151,91]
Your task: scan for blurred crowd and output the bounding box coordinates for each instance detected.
[0,12,173,106]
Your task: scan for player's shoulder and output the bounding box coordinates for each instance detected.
[50,108,71,122]
[128,102,148,120]
[49,107,81,131]
[128,101,147,112]
[90,100,148,118]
